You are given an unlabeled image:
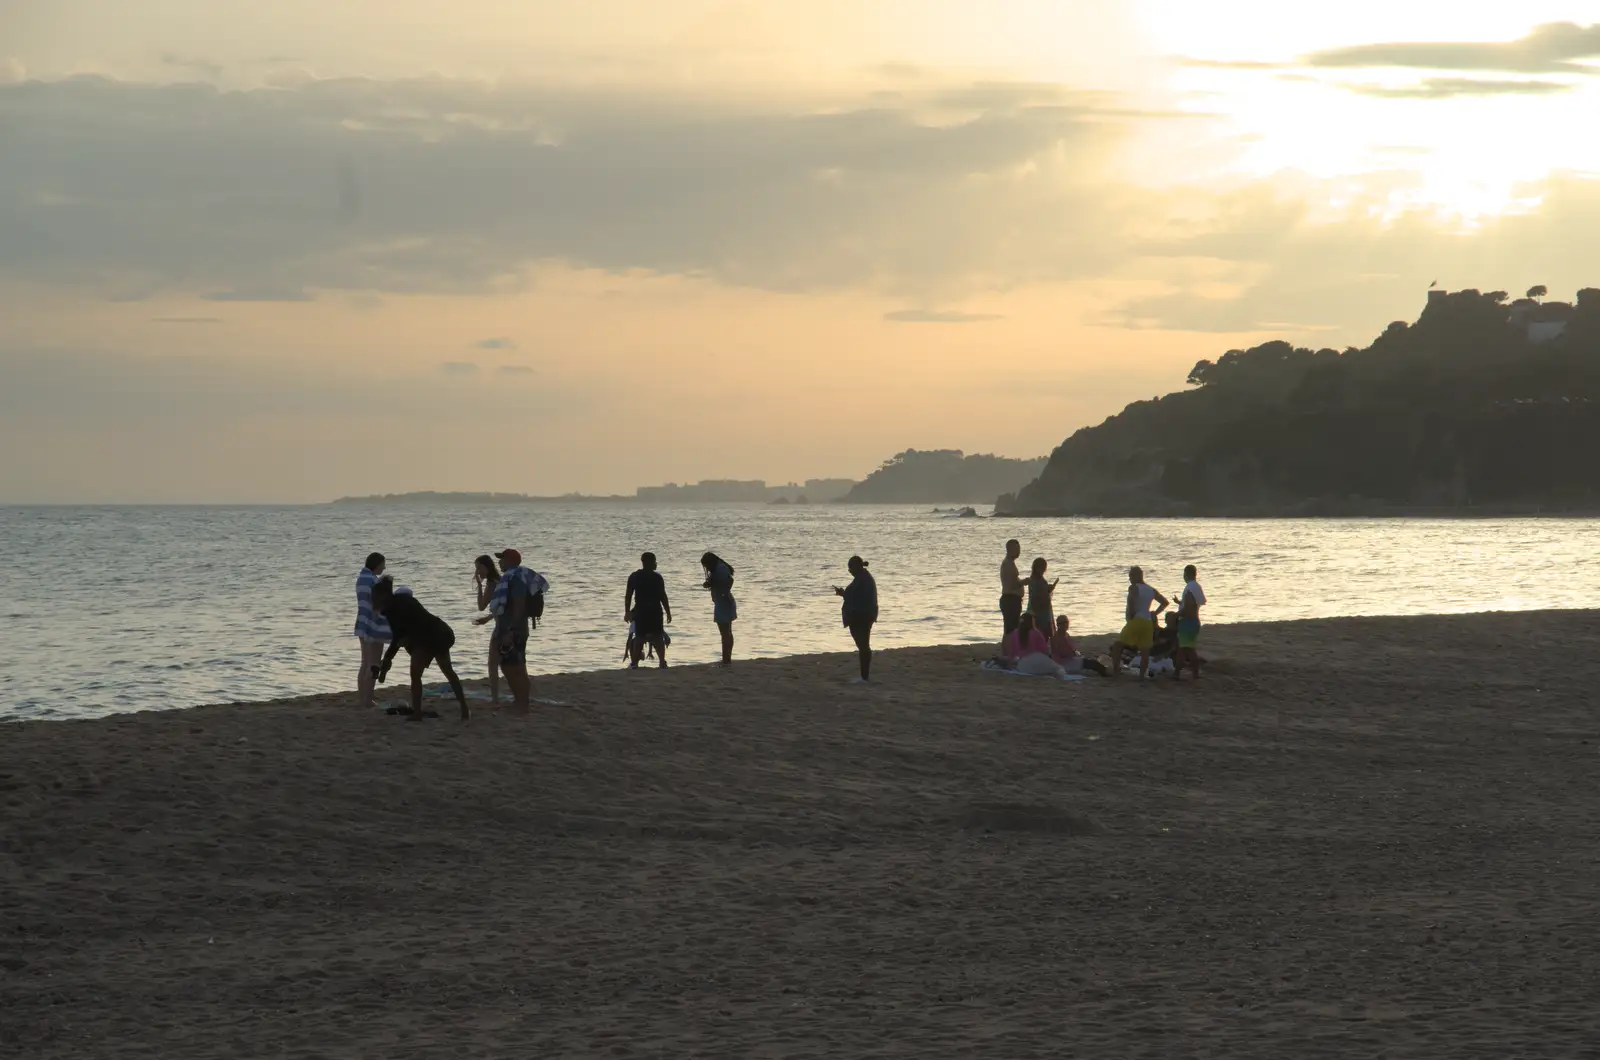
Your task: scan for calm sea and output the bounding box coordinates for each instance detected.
[3,503,1597,721]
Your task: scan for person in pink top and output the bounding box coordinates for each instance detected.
[1001,612,1050,662]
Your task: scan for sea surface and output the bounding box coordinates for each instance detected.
[3,503,1598,720]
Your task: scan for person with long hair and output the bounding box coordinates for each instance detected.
[1110,565,1169,679]
[833,555,878,683]
[472,554,502,704]
[370,577,470,721]
[1027,557,1059,635]
[353,552,390,709]
[701,551,736,665]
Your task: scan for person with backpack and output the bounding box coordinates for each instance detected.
[477,547,546,711]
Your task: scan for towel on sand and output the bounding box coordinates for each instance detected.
[981,657,1086,682]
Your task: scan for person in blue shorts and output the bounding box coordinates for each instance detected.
[1175,564,1206,681]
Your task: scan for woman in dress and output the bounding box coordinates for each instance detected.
[700,552,737,665]
[473,554,502,704]
[1027,557,1059,633]
[353,552,390,709]
[833,555,879,683]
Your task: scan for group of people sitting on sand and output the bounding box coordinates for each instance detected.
[996,539,1207,681]
[354,547,881,721]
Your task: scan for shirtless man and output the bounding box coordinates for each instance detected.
[999,539,1025,641]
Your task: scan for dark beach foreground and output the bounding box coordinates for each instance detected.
[5,612,1600,1058]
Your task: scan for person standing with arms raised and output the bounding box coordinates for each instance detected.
[701,552,737,666]
[999,539,1025,641]
[625,552,673,669]
[834,555,879,684]
[353,552,390,710]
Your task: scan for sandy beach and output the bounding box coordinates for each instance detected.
[5,611,1600,1058]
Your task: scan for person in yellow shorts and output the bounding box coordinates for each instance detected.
[1110,565,1169,679]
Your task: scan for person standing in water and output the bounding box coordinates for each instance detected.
[625,552,673,669]
[371,577,470,721]
[999,539,1025,641]
[1174,564,1206,681]
[1027,557,1059,634]
[701,552,737,665]
[1110,565,1169,679]
[472,554,502,704]
[834,555,879,683]
[353,552,390,710]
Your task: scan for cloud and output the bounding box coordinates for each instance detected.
[151,316,222,324]
[1306,21,1600,75]
[1341,77,1577,99]
[475,337,517,350]
[883,309,1003,323]
[1102,174,1600,338]
[201,287,314,302]
[0,74,1141,300]
[440,361,479,375]
[498,364,535,374]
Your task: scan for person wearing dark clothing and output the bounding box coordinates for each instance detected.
[371,577,470,720]
[625,552,673,669]
[701,552,737,665]
[833,555,879,683]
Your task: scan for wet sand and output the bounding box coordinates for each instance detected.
[5,611,1600,1058]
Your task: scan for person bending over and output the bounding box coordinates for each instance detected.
[625,552,673,669]
[371,577,469,721]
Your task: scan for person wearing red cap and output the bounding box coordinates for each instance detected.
[487,548,533,710]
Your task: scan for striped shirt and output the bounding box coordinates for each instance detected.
[489,565,548,627]
[353,568,392,641]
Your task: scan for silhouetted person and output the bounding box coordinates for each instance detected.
[371,577,469,721]
[999,539,1024,639]
[626,552,672,669]
[1027,557,1058,634]
[353,552,390,709]
[834,555,878,683]
[484,548,534,710]
[701,552,737,665]
[1175,564,1206,681]
[1111,565,1169,679]
[472,554,502,704]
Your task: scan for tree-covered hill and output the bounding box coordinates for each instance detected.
[842,449,1046,504]
[999,286,1600,516]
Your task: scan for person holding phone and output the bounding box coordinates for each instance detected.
[833,555,879,684]
[471,554,502,704]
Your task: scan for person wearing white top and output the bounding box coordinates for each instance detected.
[1110,565,1169,679]
[1175,564,1206,681]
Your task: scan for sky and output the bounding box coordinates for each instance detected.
[3,2,1598,502]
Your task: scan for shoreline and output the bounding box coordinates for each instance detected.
[7,609,1600,1056]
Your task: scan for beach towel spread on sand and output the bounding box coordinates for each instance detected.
[981,659,1086,682]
